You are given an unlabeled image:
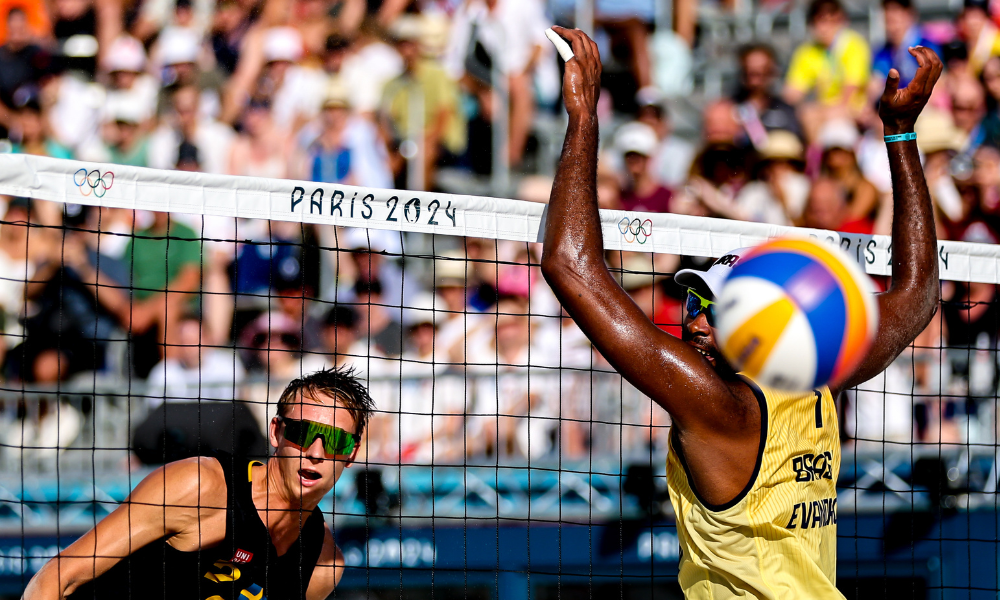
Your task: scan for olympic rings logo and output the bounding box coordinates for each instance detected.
[73,168,115,198]
[618,217,653,244]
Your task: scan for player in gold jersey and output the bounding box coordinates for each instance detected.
[540,27,942,599]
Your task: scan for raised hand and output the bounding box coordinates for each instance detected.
[879,46,943,135]
[550,26,602,119]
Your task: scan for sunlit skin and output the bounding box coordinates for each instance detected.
[23,391,356,600]
[541,26,942,508]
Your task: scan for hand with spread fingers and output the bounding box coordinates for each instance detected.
[879,46,943,135]
[549,26,602,118]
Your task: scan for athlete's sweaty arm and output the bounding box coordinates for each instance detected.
[834,48,944,396]
[23,457,227,600]
[540,28,743,436]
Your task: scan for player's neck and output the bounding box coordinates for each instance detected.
[254,459,323,524]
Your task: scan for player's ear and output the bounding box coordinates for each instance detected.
[268,416,282,449]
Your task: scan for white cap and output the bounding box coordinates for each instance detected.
[158,28,200,66]
[103,36,146,73]
[614,121,658,157]
[403,292,441,327]
[674,248,754,299]
[105,97,145,124]
[341,227,403,254]
[263,27,303,63]
[817,119,860,150]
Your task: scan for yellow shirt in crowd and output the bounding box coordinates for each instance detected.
[785,29,871,112]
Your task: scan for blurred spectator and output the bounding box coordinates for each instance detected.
[146,314,246,405]
[380,15,466,190]
[784,0,871,134]
[980,56,1000,144]
[123,210,202,378]
[82,102,150,166]
[149,85,234,174]
[5,204,128,382]
[321,304,360,366]
[272,257,324,353]
[443,0,551,167]
[354,279,404,357]
[613,121,673,213]
[0,2,49,46]
[154,27,224,119]
[678,144,755,219]
[873,0,940,88]
[733,130,809,225]
[135,0,214,42]
[732,44,802,145]
[635,87,696,189]
[258,27,327,131]
[227,98,293,178]
[951,75,989,158]
[817,122,880,233]
[801,176,849,231]
[0,8,50,136]
[620,254,678,337]
[321,30,403,118]
[957,0,1000,76]
[209,0,251,75]
[133,314,261,466]
[702,99,741,145]
[101,36,158,127]
[295,81,393,188]
[9,92,72,158]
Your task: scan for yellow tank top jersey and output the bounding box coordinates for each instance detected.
[666,376,843,599]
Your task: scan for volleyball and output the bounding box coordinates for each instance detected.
[715,238,879,392]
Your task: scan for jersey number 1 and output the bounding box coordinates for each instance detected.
[813,390,823,428]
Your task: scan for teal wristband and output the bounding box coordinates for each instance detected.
[884,132,917,143]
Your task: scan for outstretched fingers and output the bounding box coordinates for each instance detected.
[907,46,943,96]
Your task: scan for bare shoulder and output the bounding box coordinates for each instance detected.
[306,526,344,600]
[133,456,227,509]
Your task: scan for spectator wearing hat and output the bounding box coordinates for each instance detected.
[817,120,880,232]
[732,44,803,146]
[614,121,673,214]
[353,279,404,358]
[873,0,940,89]
[296,79,392,188]
[958,0,1000,76]
[733,130,810,226]
[80,99,150,166]
[784,0,871,127]
[154,26,225,119]
[380,15,466,191]
[258,27,327,131]
[635,87,696,189]
[149,84,234,174]
[102,36,159,128]
[272,253,325,353]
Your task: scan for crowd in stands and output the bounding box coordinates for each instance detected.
[3,0,1000,467]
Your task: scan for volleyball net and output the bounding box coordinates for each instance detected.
[2,153,1000,597]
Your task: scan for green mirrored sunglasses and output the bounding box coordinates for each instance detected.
[279,417,359,457]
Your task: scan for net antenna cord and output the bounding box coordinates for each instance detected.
[0,153,998,284]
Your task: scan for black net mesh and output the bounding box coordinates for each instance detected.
[1,200,998,599]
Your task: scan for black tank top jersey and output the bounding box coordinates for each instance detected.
[68,454,326,600]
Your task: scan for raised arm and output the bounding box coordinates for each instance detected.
[539,28,736,430]
[23,457,226,600]
[837,47,944,393]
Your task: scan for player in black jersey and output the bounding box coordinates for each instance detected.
[24,366,375,600]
